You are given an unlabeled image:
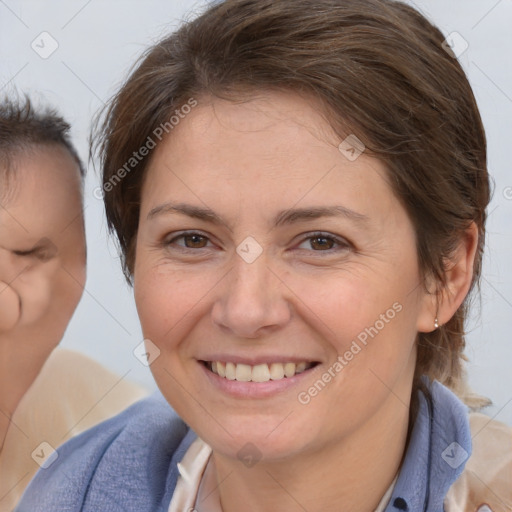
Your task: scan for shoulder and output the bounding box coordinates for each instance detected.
[39,347,147,395]
[16,391,194,512]
[1,349,148,510]
[37,348,149,435]
[445,413,512,512]
[31,348,148,413]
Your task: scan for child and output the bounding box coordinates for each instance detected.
[0,96,147,511]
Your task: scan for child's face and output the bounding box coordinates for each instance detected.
[0,145,86,354]
[134,91,434,462]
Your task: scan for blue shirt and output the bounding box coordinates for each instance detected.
[16,377,471,512]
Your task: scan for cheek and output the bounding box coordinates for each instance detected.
[325,291,418,403]
[133,264,215,348]
[291,264,420,380]
[63,247,87,296]
[288,268,400,344]
[0,283,20,331]
[49,240,87,315]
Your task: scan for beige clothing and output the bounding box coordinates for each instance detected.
[168,437,397,512]
[0,348,148,511]
[445,413,512,512]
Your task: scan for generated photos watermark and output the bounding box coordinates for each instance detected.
[93,98,198,199]
[297,301,403,405]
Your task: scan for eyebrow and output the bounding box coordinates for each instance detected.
[147,202,369,229]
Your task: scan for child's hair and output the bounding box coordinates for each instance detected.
[0,94,85,193]
[93,0,491,409]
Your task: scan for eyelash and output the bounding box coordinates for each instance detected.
[163,230,351,254]
[13,249,38,257]
[13,248,51,261]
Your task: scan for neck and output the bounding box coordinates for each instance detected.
[0,336,50,451]
[212,391,411,512]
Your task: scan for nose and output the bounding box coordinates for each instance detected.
[211,254,291,339]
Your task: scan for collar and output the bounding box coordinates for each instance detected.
[170,378,471,512]
[384,377,472,512]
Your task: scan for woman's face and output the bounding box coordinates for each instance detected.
[0,145,86,353]
[134,91,434,462]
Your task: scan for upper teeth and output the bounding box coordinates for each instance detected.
[210,361,311,382]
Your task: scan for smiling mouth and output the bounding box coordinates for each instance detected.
[202,361,318,382]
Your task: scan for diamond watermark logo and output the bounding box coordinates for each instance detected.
[338,134,365,161]
[237,442,262,468]
[31,442,58,469]
[441,441,469,469]
[236,236,263,264]
[133,339,161,367]
[442,32,469,59]
[31,31,59,59]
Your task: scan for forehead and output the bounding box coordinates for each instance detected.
[1,143,80,192]
[0,145,83,243]
[142,91,396,220]
[166,91,341,158]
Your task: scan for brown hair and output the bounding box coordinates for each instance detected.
[94,0,491,408]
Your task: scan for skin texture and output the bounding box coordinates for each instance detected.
[134,91,478,512]
[0,145,86,449]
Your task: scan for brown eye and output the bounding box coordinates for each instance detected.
[165,232,212,250]
[182,234,208,248]
[309,236,335,251]
[296,232,350,253]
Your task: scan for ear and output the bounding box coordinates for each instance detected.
[416,222,479,333]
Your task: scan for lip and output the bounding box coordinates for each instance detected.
[198,359,321,399]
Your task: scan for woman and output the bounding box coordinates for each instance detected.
[17,0,512,511]
[0,97,147,511]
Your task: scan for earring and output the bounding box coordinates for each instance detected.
[434,317,439,329]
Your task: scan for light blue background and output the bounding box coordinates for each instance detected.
[1,0,511,425]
